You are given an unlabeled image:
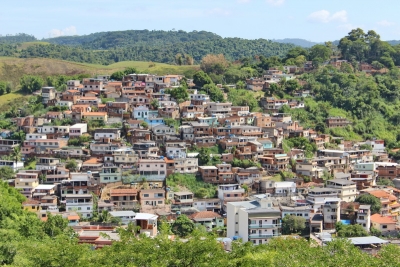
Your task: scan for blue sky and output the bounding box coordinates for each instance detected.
[1,0,400,42]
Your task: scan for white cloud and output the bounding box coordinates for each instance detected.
[307,10,347,23]
[266,0,285,6]
[48,26,77,38]
[377,20,395,27]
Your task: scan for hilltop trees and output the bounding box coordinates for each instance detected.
[20,75,44,93]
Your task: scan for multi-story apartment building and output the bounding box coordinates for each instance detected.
[227,199,281,245]
[60,173,92,199]
[356,204,371,232]
[218,184,246,207]
[171,157,198,174]
[90,139,123,155]
[216,164,235,184]
[94,128,121,141]
[306,188,340,210]
[280,205,311,221]
[41,87,56,104]
[0,139,21,153]
[258,154,289,173]
[23,138,68,154]
[206,102,232,115]
[65,194,93,218]
[99,166,122,184]
[198,166,218,183]
[110,189,138,210]
[322,199,340,229]
[325,117,351,128]
[139,189,166,209]
[36,157,61,171]
[14,177,39,198]
[326,179,358,202]
[113,148,139,166]
[137,159,167,183]
[45,167,70,184]
[0,159,24,171]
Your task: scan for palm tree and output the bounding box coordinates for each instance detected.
[97,210,113,223]
[11,146,22,167]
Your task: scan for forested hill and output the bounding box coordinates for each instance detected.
[272,38,321,48]
[0,30,296,65]
[44,30,222,49]
[0,33,37,43]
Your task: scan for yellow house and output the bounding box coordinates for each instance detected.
[14,178,39,198]
[22,199,42,213]
[371,214,397,233]
[81,112,108,122]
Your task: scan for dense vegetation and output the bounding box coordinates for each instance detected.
[0,33,37,43]
[0,30,295,65]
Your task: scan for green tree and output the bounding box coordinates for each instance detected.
[140,121,148,129]
[195,188,208,199]
[172,215,195,237]
[282,215,306,234]
[165,86,189,102]
[97,210,121,224]
[110,71,124,80]
[370,227,382,237]
[0,166,15,180]
[43,213,69,237]
[309,44,332,62]
[377,178,395,187]
[19,75,44,93]
[150,98,159,109]
[10,146,22,167]
[65,159,78,172]
[193,71,214,88]
[197,147,211,165]
[355,194,381,214]
[336,223,369,237]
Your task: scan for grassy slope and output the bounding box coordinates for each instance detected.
[0,56,199,109]
[17,41,50,50]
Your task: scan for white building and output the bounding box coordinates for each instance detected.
[272,181,296,196]
[0,160,24,171]
[326,179,358,202]
[357,205,371,232]
[65,194,93,218]
[280,205,311,221]
[69,123,88,138]
[227,199,281,245]
[25,133,47,141]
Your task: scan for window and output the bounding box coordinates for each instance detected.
[382,225,388,229]
[143,194,149,197]
[158,201,163,204]
[87,207,91,210]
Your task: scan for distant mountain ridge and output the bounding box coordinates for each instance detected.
[272,38,321,48]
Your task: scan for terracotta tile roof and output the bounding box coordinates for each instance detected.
[371,214,396,224]
[369,190,390,199]
[83,157,102,164]
[81,112,107,116]
[189,211,222,220]
[110,189,138,196]
[67,215,80,220]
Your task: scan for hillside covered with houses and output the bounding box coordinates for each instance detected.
[3,28,400,265]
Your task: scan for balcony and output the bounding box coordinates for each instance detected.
[248,234,280,239]
[249,223,281,229]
